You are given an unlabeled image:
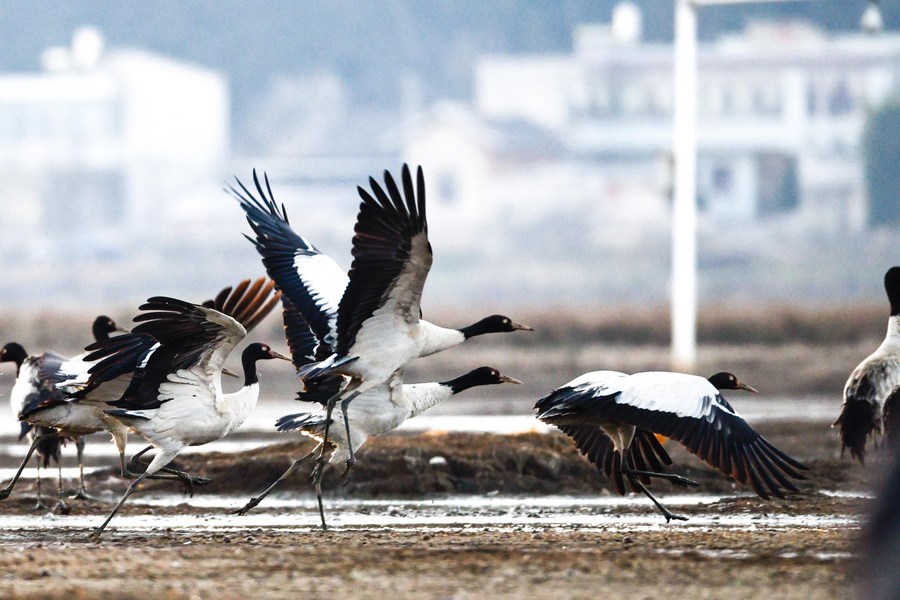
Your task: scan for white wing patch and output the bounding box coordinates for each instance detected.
[615,372,738,420]
[295,252,348,321]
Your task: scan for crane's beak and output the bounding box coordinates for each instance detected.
[499,374,523,385]
[269,350,292,362]
[222,368,240,378]
[736,380,758,394]
[511,322,534,332]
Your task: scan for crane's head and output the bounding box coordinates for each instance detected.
[92,315,129,340]
[243,342,291,363]
[463,315,534,338]
[707,372,757,393]
[0,342,27,366]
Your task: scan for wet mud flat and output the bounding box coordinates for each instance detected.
[0,421,881,600]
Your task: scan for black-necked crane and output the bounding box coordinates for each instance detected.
[834,266,900,463]
[79,278,287,539]
[235,309,521,528]
[535,370,809,521]
[228,165,532,477]
[0,315,127,508]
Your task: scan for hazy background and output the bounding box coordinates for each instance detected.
[0,0,897,331]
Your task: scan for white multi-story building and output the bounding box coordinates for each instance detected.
[0,28,231,306]
[408,9,900,243]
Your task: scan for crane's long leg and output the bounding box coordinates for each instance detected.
[71,437,90,500]
[232,444,321,516]
[0,432,58,502]
[125,446,210,495]
[315,462,331,532]
[90,450,177,540]
[54,460,69,514]
[339,392,360,475]
[316,381,359,483]
[621,466,699,489]
[34,457,47,510]
[621,454,688,522]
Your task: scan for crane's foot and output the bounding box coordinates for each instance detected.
[33,498,50,511]
[0,488,12,501]
[53,500,71,515]
[668,474,700,488]
[70,489,96,501]
[232,498,261,516]
[339,457,356,482]
[662,510,689,523]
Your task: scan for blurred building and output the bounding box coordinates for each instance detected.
[408,8,900,241]
[0,28,230,305]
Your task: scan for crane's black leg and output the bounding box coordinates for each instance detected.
[124,445,154,477]
[125,446,210,494]
[0,432,58,502]
[339,391,360,476]
[34,457,48,510]
[621,466,699,489]
[315,462,330,532]
[53,461,70,515]
[89,471,149,541]
[232,445,321,516]
[621,454,689,522]
[315,381,359,485]
[90,451,177,540]
[71,437,91,500]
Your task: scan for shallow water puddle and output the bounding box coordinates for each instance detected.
[0,494,859,535]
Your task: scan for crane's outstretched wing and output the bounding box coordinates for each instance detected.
[229,170,345,361]
[536,371,808,500]
[334,164,430,357]
[83,278,280,411]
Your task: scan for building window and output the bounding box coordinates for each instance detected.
[829,79,853,115]
[713,165,732,192]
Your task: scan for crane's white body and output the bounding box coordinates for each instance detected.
[290,372,453,464]
[842,316,900,427]
[117,373,258,452]
[18,353,131,457]
[8,355,40,420]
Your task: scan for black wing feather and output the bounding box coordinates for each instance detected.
[335,164,429,356]
[537,384,808,500]
[228,170,341,354]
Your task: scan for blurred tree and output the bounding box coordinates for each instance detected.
[863,101,900,227]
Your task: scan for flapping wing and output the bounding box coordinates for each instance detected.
[87,278,280,410]
[537,371,808,500]
[228,170,345,358]
[335,164,431,356]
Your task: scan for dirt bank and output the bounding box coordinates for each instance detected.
[0,421,884,600]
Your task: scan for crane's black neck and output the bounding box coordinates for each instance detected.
[241,351,261,387]
[887,267,900,317]
[439,372,480,394]
[439,368,500,394]
[459,317,499,340]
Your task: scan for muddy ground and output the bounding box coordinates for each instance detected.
[0,420,889,599]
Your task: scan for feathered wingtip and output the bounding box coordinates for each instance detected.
[534,386,590,423]
[834,400,879,465]
[275,411,327,433]
[298,355,359,385]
